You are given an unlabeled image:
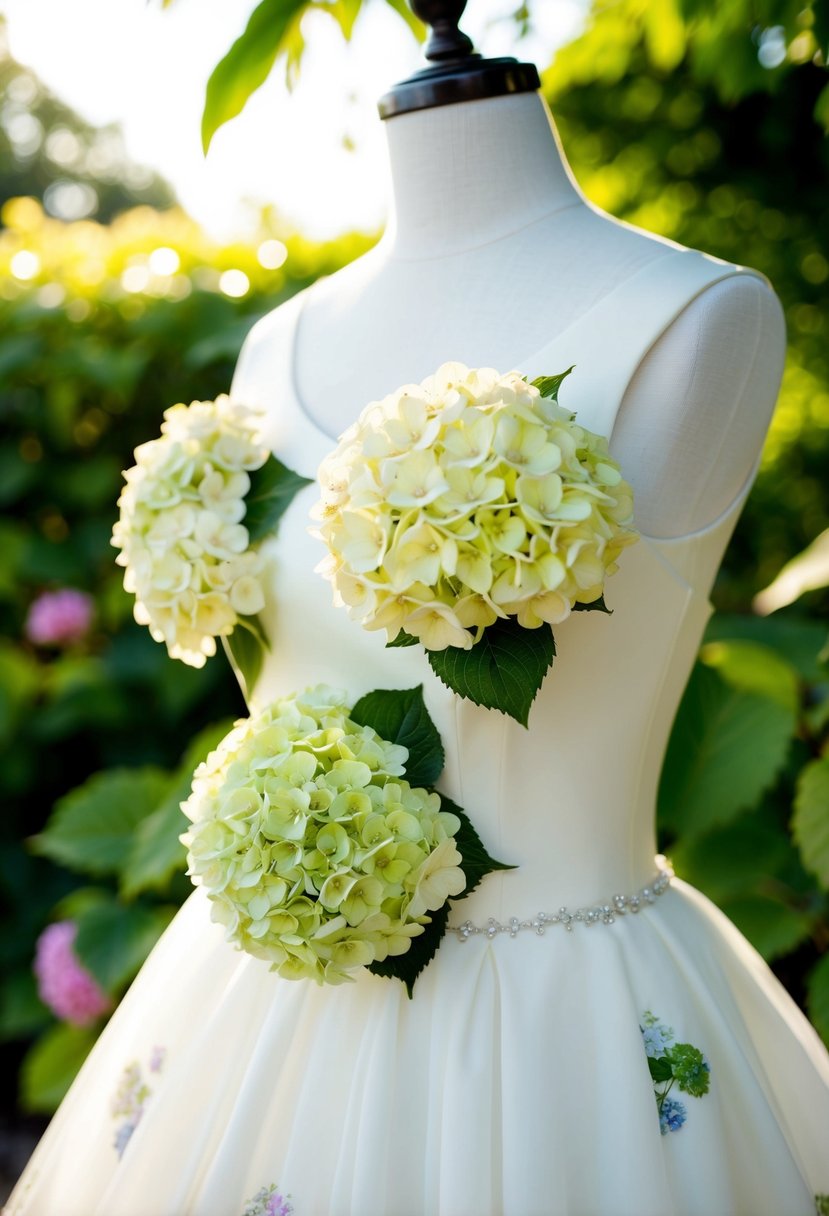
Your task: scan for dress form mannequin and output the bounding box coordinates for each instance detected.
[235,4,785,569]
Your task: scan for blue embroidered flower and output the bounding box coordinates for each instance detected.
[241,1184,294,1216]
[659,1096,688,1135]
[641,1024,673,1059]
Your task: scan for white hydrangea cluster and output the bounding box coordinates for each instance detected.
[314,363,638,650]
[111,395,269,667]
[181,685,466,985]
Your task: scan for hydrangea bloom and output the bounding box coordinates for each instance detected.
[25,588,94,646]
[241,1185,294,1216]
[182,685,465,985]
[111,395,269,667]
[33,921,111,1026]
[659,1096,688,1135]
[313,363,637,651]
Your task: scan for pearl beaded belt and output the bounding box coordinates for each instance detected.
[449,856,674,942]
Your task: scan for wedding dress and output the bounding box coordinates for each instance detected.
[8,247,829,1216]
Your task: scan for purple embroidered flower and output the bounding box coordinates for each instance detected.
[33,921,111,1026]
[659,1096,687,1135]
[149,1045,166,1073]
[242,1184,294,1216]
[111,1048,166,1159]
[25,588,94,646]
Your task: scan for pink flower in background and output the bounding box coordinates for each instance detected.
[25,588,94,646]
[34,921,111,1026]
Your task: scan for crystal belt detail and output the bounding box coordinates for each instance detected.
[449,856,674,942]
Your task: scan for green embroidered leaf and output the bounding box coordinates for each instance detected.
[658,662,795,836]
[792,757,829,886]
[667,1043,710,1097]
[244,453,312,543]
[74,898,175,992]
[647,1055,674,1083]
[29,768,169,877]
[386,630,419,648]
[807,954,829,1047]
[427,618,555,727]
[530,367,575,401]
[201,0,307,153]
[121,719,235,899]
[350,685,444,788]
[367,793,513,997]
[223,614,269,704]
[571,595,612,614]
[437,793,515,897]
[20,1023,97,1115]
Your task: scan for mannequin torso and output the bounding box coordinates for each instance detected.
[235,91,785,560]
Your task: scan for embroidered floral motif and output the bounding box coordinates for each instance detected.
[640,1011,710,1135]
[110,1045,166,1158]
[241,1183,294,1215]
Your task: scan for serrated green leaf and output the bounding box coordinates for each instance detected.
[20,1023,97,1114]
[571,594,611,614]
[704,614,827,683]
[244,453,312,543]
[427,618,555,727]
[806,953,829,1046]
[658,663,795,835]
[30,768,169,877]
[437,794,515,897]
[669,813,792,903]
[700,639,800,712]
[792,757,829,887]
[74,900,175,992]
[718,893,813,962]
[122,720,234,899]
[350,686,444,788]
[386,630,419,648]
[202,0,308,153]
[530,367,575,401]
[222,617,268,704]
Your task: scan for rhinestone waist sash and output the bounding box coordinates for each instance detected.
[449,856,674,942]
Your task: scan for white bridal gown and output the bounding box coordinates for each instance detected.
[9,249,829,1216]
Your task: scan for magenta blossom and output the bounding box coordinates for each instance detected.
[25,588,94,646]
[34,921,111,1026]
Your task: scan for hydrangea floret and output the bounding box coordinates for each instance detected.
[181,684,508,994]
[640,1010,711,1135]
[33,920,111,1027]
[313,363,638,724]
[111,394,309,696]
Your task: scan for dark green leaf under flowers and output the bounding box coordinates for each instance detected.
[244,453,312,544]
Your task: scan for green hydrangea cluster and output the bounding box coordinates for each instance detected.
[181,685,465,985]
[314,363,638,651]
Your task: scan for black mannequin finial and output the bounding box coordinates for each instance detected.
[378,0,540,120]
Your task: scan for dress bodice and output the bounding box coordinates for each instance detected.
[232,249,768,920]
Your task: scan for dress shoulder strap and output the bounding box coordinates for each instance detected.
[524,248,770,441]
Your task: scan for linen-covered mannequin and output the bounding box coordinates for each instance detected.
[236,91,784,559]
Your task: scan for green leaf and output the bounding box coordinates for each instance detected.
[815,83,829,134]
[792,757,829,887]
[382,0,427,40]
[386,630,419,648]
[669,813,792,903]
[0,972,50,1040]
[30,768,170,878]
[74,899,175,992]
[571,594,612,614]
[658,663,795,836]
[718,893,813,962]
[806,953,829,1046]
[530,366,575,401]
[367,793,513,997]
[427,618,556,727]
[202,0,308,153]
[350,686,444,788]
[437,794,515,898]
[700,639,800,712]
[122,720,234,898]
[647,1055,674,1083]
[222,617,268,704]
[320,0,362,40]
[704,615,827,683]
[244,453,312,543]
[20,1023,97,1115]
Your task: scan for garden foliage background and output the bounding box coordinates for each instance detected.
[1,0,828,1150]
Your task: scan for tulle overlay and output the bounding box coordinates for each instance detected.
[8,879,829,1216]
